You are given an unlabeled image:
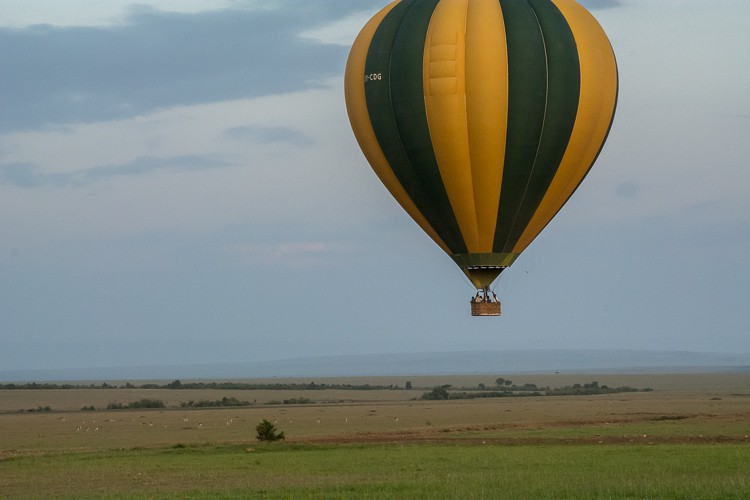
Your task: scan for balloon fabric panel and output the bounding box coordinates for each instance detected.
[365,0,468,254]
[495,0,581,253]
[514,0,618,253]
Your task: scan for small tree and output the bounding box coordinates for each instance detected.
[495,377,505,386]
[405,381,412,390]
[256,419,285,441]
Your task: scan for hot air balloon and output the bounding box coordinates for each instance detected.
[344,0,617,316]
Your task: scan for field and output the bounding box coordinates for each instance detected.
[1,373,749,497]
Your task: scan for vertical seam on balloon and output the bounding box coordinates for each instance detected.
[500,0,548,252]
[462,0,479,239]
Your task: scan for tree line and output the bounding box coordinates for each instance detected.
[0,380,408,391]
[420,381,652,400]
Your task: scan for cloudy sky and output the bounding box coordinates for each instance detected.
[1,0,749,375]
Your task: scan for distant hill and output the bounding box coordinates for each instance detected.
[1,350,748,382]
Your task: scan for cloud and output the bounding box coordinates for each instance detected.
[223,125,314,146]
[299,8,379,46]
[578,0,625,9]
[0,154,231,188]
[234,240,358,268]
[0,1,377,133]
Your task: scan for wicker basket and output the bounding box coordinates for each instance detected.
[471,301,501,316]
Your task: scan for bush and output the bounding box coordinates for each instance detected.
[26,406,52,412]
[256,419,285,441]
[180,397,251,408]
[282,397,311,405]
[107,399,165,409]
[421,387,450,400]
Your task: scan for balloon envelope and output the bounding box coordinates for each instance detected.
[345,0,617,288]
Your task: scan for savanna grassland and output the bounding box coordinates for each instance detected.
[1,373,749,498]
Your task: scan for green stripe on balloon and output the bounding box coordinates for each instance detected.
[366,0,467,254]
[502,0,581,250]
[494,0,549,253]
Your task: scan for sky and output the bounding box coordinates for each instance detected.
[1,0,749,375]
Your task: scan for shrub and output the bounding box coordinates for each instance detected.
[256,419,285,441]
[181,397,251,408]
[128,399,166,409]
[26,406,52,412]
[421,387,450,400]
[107,399,165,409]
[282,397,311,405]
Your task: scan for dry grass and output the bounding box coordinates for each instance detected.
[2,372,749,412]
[0,388,420,413]
[1,373,748,456]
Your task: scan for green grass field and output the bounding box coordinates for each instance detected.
[2,442,748,498]
[1,373,748,497]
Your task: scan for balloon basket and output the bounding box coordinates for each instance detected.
[471,301,501,316]
[470,287,501,316]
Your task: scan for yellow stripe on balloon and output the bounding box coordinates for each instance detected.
[423,0,480,251]
[465,0,508,253]
[423,0,508,254]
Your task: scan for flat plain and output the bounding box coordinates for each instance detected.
[1,372,748,497]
